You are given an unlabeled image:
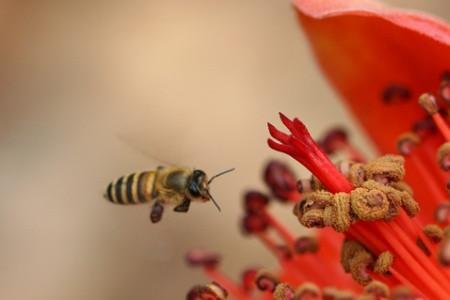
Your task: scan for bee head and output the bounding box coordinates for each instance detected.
[187,168,235,212]
[187,170,209,201]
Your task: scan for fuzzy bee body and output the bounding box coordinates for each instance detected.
[104,166,233,223]
[105,167,191,206]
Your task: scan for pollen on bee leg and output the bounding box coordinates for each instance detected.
[437,142,450,171]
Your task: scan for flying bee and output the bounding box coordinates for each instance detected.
[104,166,234,223]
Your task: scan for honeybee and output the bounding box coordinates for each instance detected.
[104,166,234,223]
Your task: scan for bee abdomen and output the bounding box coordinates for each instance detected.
[105,172,153,205]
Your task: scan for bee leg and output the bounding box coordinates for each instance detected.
[173,199,191,213]
[151,166,164,199]
[150,201,164,223]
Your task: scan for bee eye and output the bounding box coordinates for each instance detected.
[188,183,201,197]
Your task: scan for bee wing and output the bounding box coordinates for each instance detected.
[115,134,189,168]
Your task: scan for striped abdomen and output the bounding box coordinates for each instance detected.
[105,171,155,205]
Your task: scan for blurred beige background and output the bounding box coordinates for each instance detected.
[1,1,450,299]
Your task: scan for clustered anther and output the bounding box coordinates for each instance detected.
[418,93,439,115]
[423,224,444,243]
[341,240,394,286]
[390,286,421,300]
[437,142,450,171]
[273,283,296,300]
[271,282,353,300]
[322,287,355,300]
[295,282,321,300]
[363,281,390,299]
[438,225,450,266]
[293,155,418,232]
[373,251,393,275]
[397,133,420,156]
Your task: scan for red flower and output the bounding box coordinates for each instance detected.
[294,0,450,153]
[187,2,450,299]
[294,0,450,222]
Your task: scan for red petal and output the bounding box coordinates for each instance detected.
[293,0,450,153]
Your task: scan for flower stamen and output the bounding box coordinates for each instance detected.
[419,93,450,141]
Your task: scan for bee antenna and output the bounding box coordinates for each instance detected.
[207,168,235,184]
[206,190,221,212]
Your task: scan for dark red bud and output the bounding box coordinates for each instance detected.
[241,213,269,235]
[263,160,299,202]
[294,236,319,254]
[276,245,293,260]
[320,127,348,154]
[412,118,436,137]
[255,272,279,292]
[186,249,221,268]
[382,84,411,104]
[244,191,269,213]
